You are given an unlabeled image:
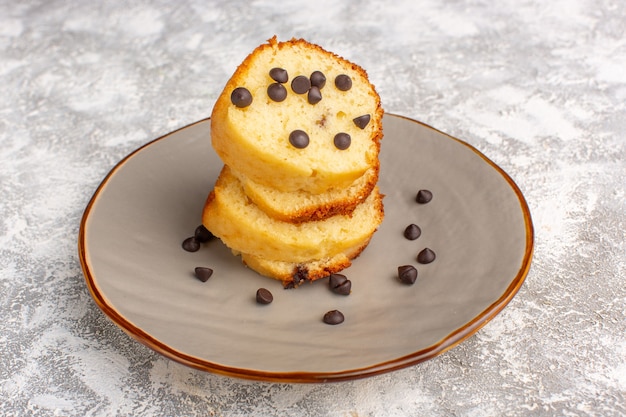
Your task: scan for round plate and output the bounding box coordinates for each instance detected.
[78,114,533,382]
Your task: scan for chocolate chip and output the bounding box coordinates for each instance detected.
[333,133,351,150]
[334,74,352,91]
[267,83,287,102]
[329,273,348,288]
[417,248,436,264]
[256,288,273,304]
[307,86,322,104]
[404,224,421,240]
[230,87,252,108]
[353,114,371,129]
[194,225,214,243]
[416,189,433,204]
[269,67,288,83]
[289,130,309,148]
[323,310,345,325]
[194,267,213,282]
[291,75,311,94]
[292,265,309,287]
[328,273,351,295]
[310,71,326,89]
[398,265,418,285]
[182,236,200,252]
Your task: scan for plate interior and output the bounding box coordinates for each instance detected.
[80,114,532,381]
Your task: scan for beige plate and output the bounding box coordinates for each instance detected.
[78,114,533,382]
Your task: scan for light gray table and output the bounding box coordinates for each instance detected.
[2,1,624,416]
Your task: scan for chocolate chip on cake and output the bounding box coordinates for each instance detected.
[268,83,287,102]
[398,265,418,285]
[182,236,200,252]
[230,87,252,108]
[353,114,371,129]
[269,67,288,83]
[333,132,351,150]
[291,265,309,287]
[256,288,274,304]
[328,273,351,295]
[291,75,311,94]
[417,248,436,264]
[416,189,433,204]
[307,86,322,104]
[334,74,352,91]
[194,225,214,243]
[310,70,326,89]
[289,130,310,148]
[404,224,421,240]
[194,267,213,282]
[323,310,345,325]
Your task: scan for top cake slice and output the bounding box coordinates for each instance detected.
[210,36,383,194]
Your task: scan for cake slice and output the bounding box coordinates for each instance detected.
[202,166,384,286]
[210,36,383,194]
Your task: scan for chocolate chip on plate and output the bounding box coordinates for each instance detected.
[328,273,351,295]
[194,267,213,282]
[307,86,322,104]
[334,74,352,91]
[323,310,345,325]
[269,67,288,83]
[267,82,287,102]
[230,87,252,108]
[333,132,351,150]
[291,75,311,94]
[353,114,371,129]
[398,265,418,285]
[310,70,326,89]
[194,225,214,243]
[403,224,421,240]
[256,288,274,304]
[182,236,200,252]
[416,189,433,204]
[417,248,436,264]
[289,130,309,148]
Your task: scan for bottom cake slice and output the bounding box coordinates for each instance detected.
[202,165,384,285]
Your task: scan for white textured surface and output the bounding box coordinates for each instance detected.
[1,0,624,416]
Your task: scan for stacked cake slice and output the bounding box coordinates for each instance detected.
[202,37,384,287]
